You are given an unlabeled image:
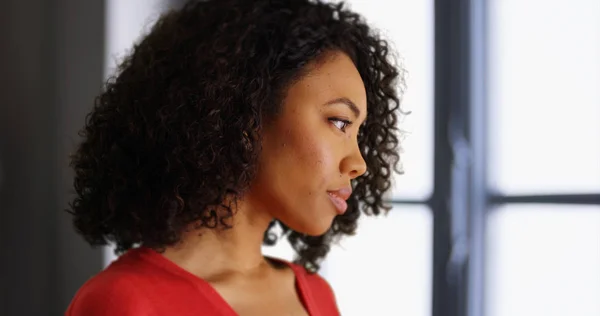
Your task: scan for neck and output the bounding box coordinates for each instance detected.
[160,197,274,279]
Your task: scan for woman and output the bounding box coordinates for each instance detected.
[66,0,404,315]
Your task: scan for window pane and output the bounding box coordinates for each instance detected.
[486,205,600,316]
[340,0,434,200]
[488,0,600,194]
[322,205,433,316]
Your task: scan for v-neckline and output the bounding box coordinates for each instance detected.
[136,247,317,316]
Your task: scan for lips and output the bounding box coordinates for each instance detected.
[327,187,352,214]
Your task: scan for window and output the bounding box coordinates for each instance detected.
[484,1,600,316]
[487,0,600,195]
[486,205,600,316]
[324,206,432,316]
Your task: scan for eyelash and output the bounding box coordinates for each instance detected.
[328,118,353,132]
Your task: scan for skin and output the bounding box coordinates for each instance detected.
[161,51,367,315]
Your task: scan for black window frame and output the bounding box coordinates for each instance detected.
[389,1,600,316]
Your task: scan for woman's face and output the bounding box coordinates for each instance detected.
[246,51,368,236]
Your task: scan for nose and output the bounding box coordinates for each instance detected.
[341,142,367,180]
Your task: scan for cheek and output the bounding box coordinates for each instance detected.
[262,115,341,203]
[287,130,338,191]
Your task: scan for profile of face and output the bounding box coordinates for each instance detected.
[245,51,368,236]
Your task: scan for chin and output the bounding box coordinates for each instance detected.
[286,215,335,237]
[303,226,331,237]
[275,200,337,236]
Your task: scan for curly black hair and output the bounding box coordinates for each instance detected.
[68,0,405,272]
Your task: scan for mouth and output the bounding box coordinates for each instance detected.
[327,187,352,215]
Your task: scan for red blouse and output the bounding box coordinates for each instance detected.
[66,247,340,316]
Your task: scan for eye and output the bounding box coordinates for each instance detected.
[329,118,352,132]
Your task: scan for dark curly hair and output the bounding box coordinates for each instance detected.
[68,0,405,272]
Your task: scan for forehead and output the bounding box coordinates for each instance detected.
[285,51,367,115]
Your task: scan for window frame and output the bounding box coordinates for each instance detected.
[424,1,600,316]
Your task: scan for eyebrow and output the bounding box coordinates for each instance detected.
[323,97,362,120]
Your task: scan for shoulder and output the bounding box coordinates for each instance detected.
[66,268,155,316]
[66,251,159,316]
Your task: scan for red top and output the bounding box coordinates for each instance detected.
[66,247,340,316]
